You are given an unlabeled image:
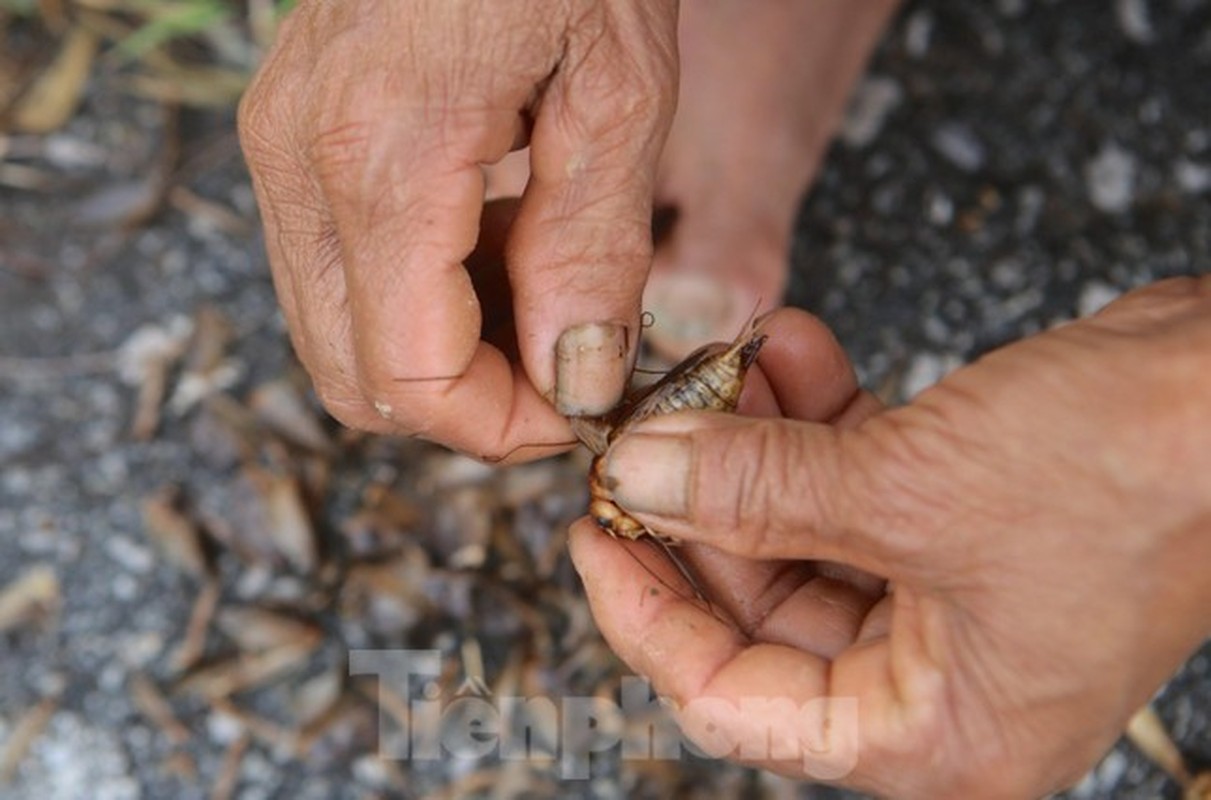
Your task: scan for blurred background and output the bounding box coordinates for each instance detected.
[1,0,1208,798]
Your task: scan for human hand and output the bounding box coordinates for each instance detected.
[239,0,678,457]
[570,278,1211,798]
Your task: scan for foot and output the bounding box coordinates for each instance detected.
[485,0,901,361]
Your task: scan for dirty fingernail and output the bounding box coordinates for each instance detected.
[555,321,630,416]
[605,433,691,518]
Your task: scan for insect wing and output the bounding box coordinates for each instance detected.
[609,343,727,438]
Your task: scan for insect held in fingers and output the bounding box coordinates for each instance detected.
[569,308,769,543]
[480,308,768,613]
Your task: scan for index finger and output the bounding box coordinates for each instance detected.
[304,68,571,457]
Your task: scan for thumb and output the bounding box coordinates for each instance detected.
[600,411,921,577]
[506,1,679,416]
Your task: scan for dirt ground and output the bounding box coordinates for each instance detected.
[1,1,1208,798]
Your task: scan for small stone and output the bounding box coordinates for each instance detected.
[904,10,934,58]
[110,574,138,602]
[932,123,987,173]
[10,713,139,800]
[926,192,954,226]
[206,710,246,745]
[105,537,154,575]
[841,76,903,148]
[990,258,1026,291]
[1077,281,1122,318]
[1175,159,1211,194]
[352,755,395,789]
[1015,185,1047,235]
[1086,143,1137,213]
[1117,0,1154,44]
[1095,748,1129,789]
[902,353,964,399]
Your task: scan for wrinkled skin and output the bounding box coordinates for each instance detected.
[571,278,1211,799]
[239,0,900,453]
[239,0,678,457]
[240,2,1211,796]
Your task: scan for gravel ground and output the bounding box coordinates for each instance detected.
[1,1,1208,798]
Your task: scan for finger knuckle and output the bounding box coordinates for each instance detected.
[237,80,287,166]
[699,421,787,555]
[564,5,677,139]
[311,379,374,431]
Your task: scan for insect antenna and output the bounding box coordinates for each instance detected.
[643,537,728,624]
[612,534,729,627]
[390,372,467,383]
[479,438,580,464]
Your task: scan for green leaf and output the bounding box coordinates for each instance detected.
[0,0,38,16]
[114,0,235,62]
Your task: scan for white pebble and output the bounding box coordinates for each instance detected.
[1117,0,1154,44]
[207,709,247,745]
[1077,281,1122,318]
[927,192,954,226]
[11,714,139,800]
[1095,748,1129,789]
[1085,143,1137,213]
[105,536,154,574]
[110,574,139,602]
[1175,159,1211,194]
[902,353,963,399]
[904,10,934,58]
[841,76,903,148]
[932,123,987,173]
[990,258,1026,291]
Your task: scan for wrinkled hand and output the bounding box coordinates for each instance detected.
[570,277,1211,798]
[239,0,678,457]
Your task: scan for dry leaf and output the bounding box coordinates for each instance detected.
[341,553,431,637]
[340,482,422,559]
[430,486,493,567]
[1126,704,1191,785]
[209,698,297,758]
[0,162,54,191]
[210,732,248,800]
[170,306,242,415]
[216,606,322,654]
[1188,773,1211,800]
[0,564,59,633]
[0,695,58,783]
[141,486,212,579]
[170,580,221,674]
[117,316,192,438]
[74,176,167,230]
[249,379,332,454]
[129,673,191,747]
[123,65,247,109]
[10,27,98,133]
[168,185,252,237]
[291,668,344,728]
[245,466,318,574]
[177,641,319,701]
[183,306,232,373]
[296,694,377,767]
[160,750,197,781]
